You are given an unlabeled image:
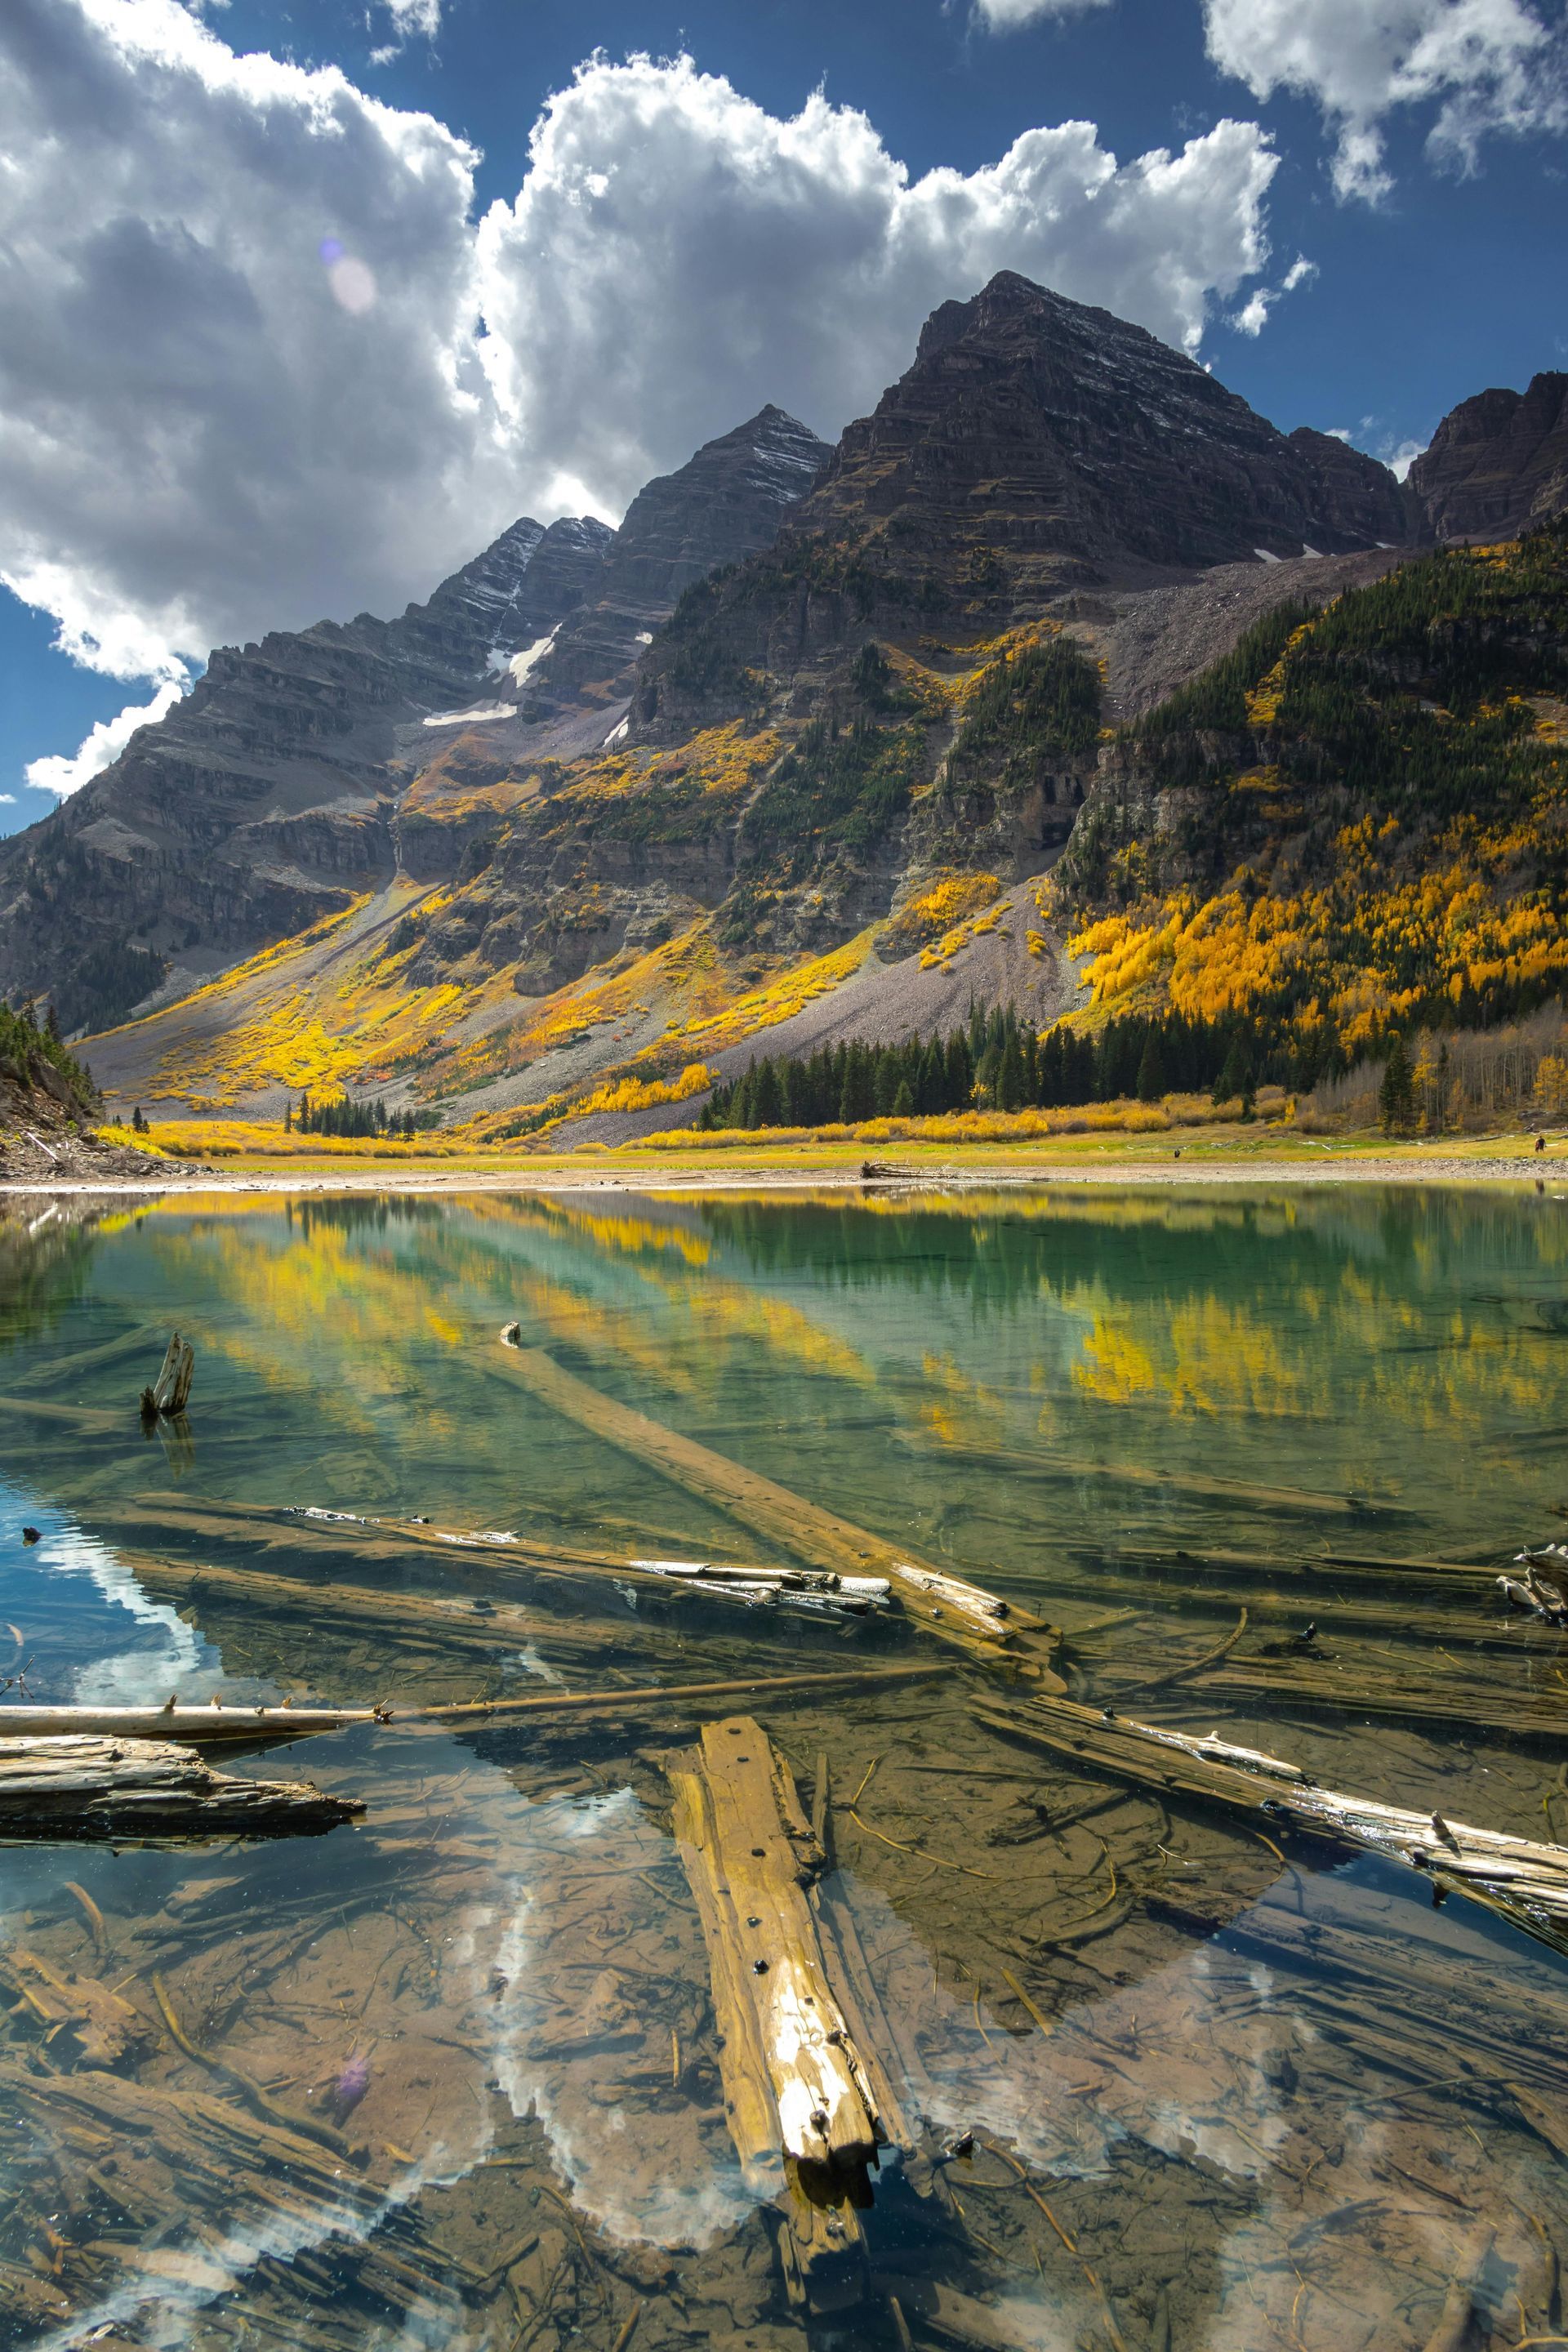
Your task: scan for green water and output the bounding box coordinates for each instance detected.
[2,1183,1568,2351]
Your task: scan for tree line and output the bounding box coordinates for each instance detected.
[287,1092,434,1140]
[0,996,98,1111]
[700,1002,1268,1130]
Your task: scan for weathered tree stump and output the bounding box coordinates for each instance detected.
[140,1330,194,1419]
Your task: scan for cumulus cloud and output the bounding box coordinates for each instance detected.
[476,57,1279,513]
[24,680,185,800]
[1204,0,1566,199]
[0,0,501,680]
[2,2,1284,702]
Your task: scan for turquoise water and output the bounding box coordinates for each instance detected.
[2,1183,1567,2350]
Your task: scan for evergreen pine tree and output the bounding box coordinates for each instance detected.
[1379,1036,1415,1134]
[1136,1030,1167,1103]
[892,1077,914,1117]
[283,1100,292,1133]
[1213,1040,1251,1107]
[752,1059,782,1128]
[996,1033,1027,1111]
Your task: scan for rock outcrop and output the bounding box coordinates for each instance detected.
[519,408,830,717]
[1407,372,1568,544]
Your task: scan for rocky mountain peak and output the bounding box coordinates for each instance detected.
[1407,372,1568,543]
[519,405,831,715]
[789,270,1405,595]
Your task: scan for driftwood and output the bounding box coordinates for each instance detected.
[140,1330,194,1420]
[2,1663,950,1747]
[977,1693,1568,1958]
[1502,1546,1568,1624]
[898,1437,1402,1520]
[668,1716,894,2311]
[626,1556,891,1617]
[1185,1662,1568,1748]
[0,1734,361,1838]
[413,1660,951,1727]
[0,1702,379,1744]
[131,1549,631,1661]
[491,1338,1063,1679]
[122,1496,895,1627]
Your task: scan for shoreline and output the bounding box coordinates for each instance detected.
[1,1151,1560,1198]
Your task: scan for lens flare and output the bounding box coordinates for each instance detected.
[327,256,376,314]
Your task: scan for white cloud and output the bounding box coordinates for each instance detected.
[1228,250,1316,333]
[0,0,502,681]
[1,6,1282,708]
[24,680,185,800]
[475,54,1278,512]
[1204,0,1566,199]
[972,0,1113,26]
[370,0,441,68]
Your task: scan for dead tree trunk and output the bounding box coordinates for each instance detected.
[0,1734,362,1838]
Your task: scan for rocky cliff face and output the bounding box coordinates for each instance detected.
[634,273,1409,749]
[518,408,830,719]
[1407,372,1568,544]
[0,513,612,1032]
[783,273,1405,585]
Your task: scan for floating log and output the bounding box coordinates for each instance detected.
[1,1662,950,1747]
[626,1557,891,1618]
[0,1703,378,1744]
[490,1339,1062,1679]
[976,1693,1568,1959]
[0,1734,362,1838]
[140,1330,194,1420]
[667,1716,889,2311]
[1106,1543,1499,1588]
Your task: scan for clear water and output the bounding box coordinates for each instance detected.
[2,1183,1567,2351]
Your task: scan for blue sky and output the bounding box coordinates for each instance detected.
[2,0,1564,837]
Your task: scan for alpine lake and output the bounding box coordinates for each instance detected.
[3,1179,1568,2352]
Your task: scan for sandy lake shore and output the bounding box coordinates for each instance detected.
[2,1145,1563,1198]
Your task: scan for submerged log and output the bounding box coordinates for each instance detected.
[140,1330,194,1420]
[668,1716,893,2310]
[415,1660,951,1727]
[122,1495,895,1626]
[976,1693,1568,1959]
[0,1734,361,1838]
[490,1339,1063,1679]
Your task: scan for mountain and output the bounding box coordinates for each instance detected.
[519,407,830,719]
[1059,518,1568,1079]
[1407,372,1568,545]
[0,513,612,1034]
[773,272,1406,592]
[0,408,829,1040]
[13,270,1568,1131]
